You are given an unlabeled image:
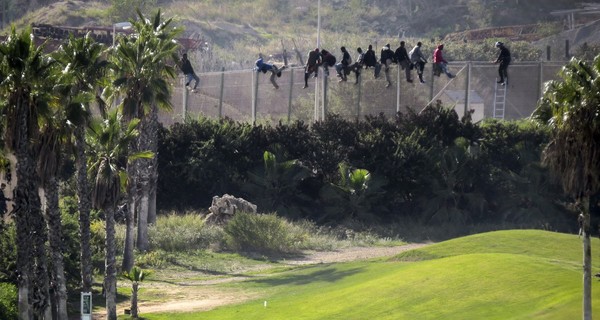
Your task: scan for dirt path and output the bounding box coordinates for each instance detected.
[99,243,429,316]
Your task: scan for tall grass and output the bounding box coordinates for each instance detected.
[148,213,224,252]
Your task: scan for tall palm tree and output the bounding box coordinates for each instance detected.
[532,56,600,320]
[110,9,181,269]
[0,26,55,319]
[87,110,149,320]
[54,32,109,294]
[37,122,69,320]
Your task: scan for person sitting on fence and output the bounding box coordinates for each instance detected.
[178,53,200,93]
[380,43,394,87]
[303,48,322,88]
[350,47,365,84]
[409,41,427,84]
[363,44,381,79]
[335,46,352,82]
[320,49,337,77]
[394,41,413,83]
[433,44,455,79]
[255,53,283,89]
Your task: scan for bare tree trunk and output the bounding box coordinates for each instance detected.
[122,186,136,272]
[75,127,93,292]
[105,206,117,320]
[43,177,69,320]
[148,181,157,224]
[582,197,592,320]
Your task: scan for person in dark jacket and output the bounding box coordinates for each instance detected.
[320,49,336,76]
[494,41,511,85]
[179,53,200,92]
[335,46,352,82]
[255,54,283,89]
[363,44,380,78]
[380,44,394,87]
[303,48,321,88]
[394,41,413,83]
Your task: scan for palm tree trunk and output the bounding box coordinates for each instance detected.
[136,107,159,251]
[582,197,592,320]
[43,176,69,319]
[12,97,51,319]
[122,161,137,272]
[75,127,93,292]
[105,206,117,320]
[131,282,139,319]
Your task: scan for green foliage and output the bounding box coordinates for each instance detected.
[224,212,304,254]
[157,117,268,210]
[148,213,225,252]
[0,223,16,283]
[0,282,17,320]
[239,151,314,219]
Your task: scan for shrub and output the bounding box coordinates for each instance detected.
[148,213,225,252]
[0,282,17,320]
[224,212,302,254]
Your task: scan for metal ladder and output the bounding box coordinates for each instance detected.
[493,79,507,119]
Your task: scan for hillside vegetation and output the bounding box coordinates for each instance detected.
[5,0,600,71]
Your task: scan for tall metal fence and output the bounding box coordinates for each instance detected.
[157,61,565,126]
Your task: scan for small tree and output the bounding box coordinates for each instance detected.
[121,266,150,319]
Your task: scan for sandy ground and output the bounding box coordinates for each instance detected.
[96,243,429,317]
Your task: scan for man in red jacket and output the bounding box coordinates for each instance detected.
[433,44,455,79]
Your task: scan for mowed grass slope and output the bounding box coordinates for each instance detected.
[137,230,600,320]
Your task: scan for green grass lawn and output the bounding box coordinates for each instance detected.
[124,230,600,320]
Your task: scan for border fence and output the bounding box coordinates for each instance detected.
[157,61,565,126]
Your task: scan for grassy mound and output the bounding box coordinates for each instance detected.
[127,230,600,320]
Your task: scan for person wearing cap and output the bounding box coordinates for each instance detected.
[179,53,200,92]
[255,53,283,89]
[303,48,321,88]
[433,44,455,79]
[394,41,413,83]
[493,41,511,85]
[409,41,427,84]
[380,43,394,87]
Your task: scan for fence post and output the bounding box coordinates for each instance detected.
[356,72,362,121]
[464,62,471,118]
[538,61,544,101]
[182,76,188,121]
[314,69,320,122]
[218,67,225,119]
[396,65,401,113]
[429,66,435,102]
[322,73,328,120]
[288,68,294,123]
[252,70,258,125]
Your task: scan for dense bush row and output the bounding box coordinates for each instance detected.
[157,105,574,231]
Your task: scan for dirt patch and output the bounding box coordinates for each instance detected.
[96,243,429,316]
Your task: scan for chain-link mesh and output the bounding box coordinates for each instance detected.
[165,61,565,126]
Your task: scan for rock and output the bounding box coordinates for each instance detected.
[205,194,257,226]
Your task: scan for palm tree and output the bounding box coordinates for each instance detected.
[54,32,109,294]
[109,9,181,268]
[121,266,150,319]
[0,26,55,319]
[87,110,149,320]
[532,56,600,320]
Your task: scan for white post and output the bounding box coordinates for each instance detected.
[81,292,92,320]
[314,0,321,122]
